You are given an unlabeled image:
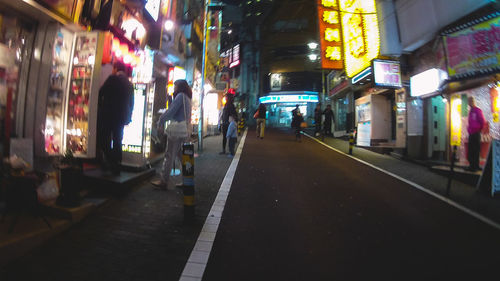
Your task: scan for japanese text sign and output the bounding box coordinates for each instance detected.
[317,0,343,69]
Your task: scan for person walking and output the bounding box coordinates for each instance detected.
[255,103,267,139]
[97,61,134,175]
[466,96,485,171]
[226,114,238,157]
[220,93,237,154]
[314,103,322,137]
[152,79,192,189]
[291,105,304,142]
[323,104,334,137]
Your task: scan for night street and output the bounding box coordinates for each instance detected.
[2,0,500,280]
[202,128,500,281]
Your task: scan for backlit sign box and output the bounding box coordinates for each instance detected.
[373,60,401,88]
[145,0,161,21]
[259,95,319,104]
[410,68,448,97]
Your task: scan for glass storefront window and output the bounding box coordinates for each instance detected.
[336,98,348,131]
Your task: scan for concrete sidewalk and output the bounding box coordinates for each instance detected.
[0,133,237,281]
[304,129,500,225]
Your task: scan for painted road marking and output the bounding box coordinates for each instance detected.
[179,129,248,281]
[304,132,500,232]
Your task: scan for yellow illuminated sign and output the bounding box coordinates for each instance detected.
[340,0,380,77]
[326,46,342,61]
[323,11,339,24]
[450,94,462,146]
[325,28,341,42]
[322,0,338,8]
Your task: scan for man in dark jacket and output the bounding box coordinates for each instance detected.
[323,104,335,136]
[97,61,134,174]
[220,93,237,154]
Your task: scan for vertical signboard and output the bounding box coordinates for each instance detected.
[339,0,380,77]
[317,0,343,69]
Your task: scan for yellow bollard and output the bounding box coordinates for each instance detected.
[182,143,195,219]
[349,130,354,155]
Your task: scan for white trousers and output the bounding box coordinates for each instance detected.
[161,136,184,183]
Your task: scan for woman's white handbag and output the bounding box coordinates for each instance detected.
[164,93,191,139]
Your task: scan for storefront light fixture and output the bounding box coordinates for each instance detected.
[164,20,174,31]
[308,42,318,50]
[228,29,232,34]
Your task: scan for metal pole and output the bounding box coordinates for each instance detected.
[198,0,210,153]
[446,145,457,196]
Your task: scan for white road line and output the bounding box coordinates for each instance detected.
[179,129,248,281]
[304,132,500,231]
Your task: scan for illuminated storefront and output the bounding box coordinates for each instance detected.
[259,92,319,128]
[121,47,155,168]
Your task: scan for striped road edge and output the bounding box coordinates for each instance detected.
[179,128,248,281]
[303,132,500,232]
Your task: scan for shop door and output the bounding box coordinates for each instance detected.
[428,96,446,158]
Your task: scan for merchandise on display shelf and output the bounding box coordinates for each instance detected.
[64,32,105,158]
[44,27,73,155]
[40,29,107,158]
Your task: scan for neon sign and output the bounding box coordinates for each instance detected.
[340,0,380,77]
[317,0,343,69]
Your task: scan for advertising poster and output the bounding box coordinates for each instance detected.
[356,121,371,147]
[444,16,500,79]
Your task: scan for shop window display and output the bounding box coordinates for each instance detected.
[66,34,98,155]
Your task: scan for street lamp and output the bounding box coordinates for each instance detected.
[307,42,318,50]
[308,54,318,61]
[164,20,174,31]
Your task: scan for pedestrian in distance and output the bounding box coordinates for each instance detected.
[314,103,322,137]
[291,105,304,142]
[97,60,134,175]
[323,104,335,137]
[227,114,238,157]
[466,96,485,171]
[152,79,192,189]
[254,103,267,139]
[220,93,237,154]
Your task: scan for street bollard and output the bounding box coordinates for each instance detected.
[238,117,245,136]
[349,130,354,155]
[182,142,195,219]
[446,145,457,196]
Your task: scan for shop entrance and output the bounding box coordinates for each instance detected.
[267,103,308,128]
[0,9,36,157]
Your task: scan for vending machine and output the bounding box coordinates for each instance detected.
[121,47,155,168]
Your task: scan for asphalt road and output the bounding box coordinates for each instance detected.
[202,128,500,281]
